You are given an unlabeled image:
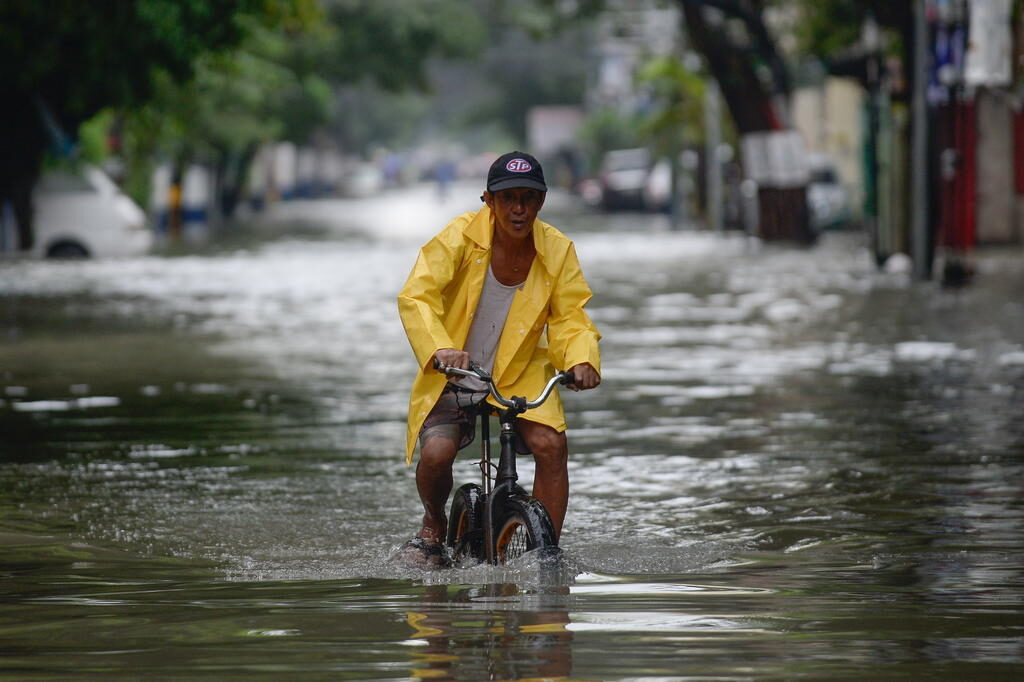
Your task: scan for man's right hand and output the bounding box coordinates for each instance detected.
[433,348,471,373]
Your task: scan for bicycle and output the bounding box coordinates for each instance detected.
[433,361,575,565]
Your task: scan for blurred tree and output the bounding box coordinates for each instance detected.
[637,57,707,155]
[635,56,710,223]
[792,0,912,74]
[678,0,813,243]
[577,108,646,172]
[427,0,603,149]
[321,0,485,90]
[118,17,324,218]
[789,0,917,268]
[331,81,431,158]
[0,0,303,249]
[119,0,487,219]
[793,1,870,60]
[483,0,606,38]
[468,24,593,144]
[319,0,487,158]
[0,0,488,245]
[280,0,602,179]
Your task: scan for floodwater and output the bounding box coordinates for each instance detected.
[2,182,1022,679]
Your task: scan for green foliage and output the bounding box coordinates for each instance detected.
[467,17,594,143]
[0,0,278,121]
[0,0,310,221]
[636,56,706,155]
[322,0,486,90]
[78,111,118,165]
[791,1,864,58]
[787,0,916,63]
[79,0,493,207]
[121,0,488,152]
[484,0,606,39]
[577,108,644,172]
[575,56,709,173]
[332,80,432,156]
[4,0,612,221]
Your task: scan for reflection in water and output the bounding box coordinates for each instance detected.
[406,582,572,681]
[1,186,1022,678]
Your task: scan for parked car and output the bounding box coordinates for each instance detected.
[583,148,674,212]
[28,165,152,258]
[339,162,384,198]
[591,148,672,212]
[806,153,852,232]
[598,148,649,210]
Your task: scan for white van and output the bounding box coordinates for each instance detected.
[1,165,153,259]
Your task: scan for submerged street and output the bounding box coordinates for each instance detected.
[2,183,1022,679]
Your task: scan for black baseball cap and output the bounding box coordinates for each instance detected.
[486,151,547,192]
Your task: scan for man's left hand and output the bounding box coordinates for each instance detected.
[567,363,600,391]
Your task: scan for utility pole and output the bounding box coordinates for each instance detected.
[704,79,723,232]
[911,0,931,279]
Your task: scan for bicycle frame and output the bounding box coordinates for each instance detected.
[481,392,532,563]
[436,362,571,564]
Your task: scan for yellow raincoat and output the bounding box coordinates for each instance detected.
[398,205,602,464]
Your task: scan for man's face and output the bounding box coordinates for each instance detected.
[484,188,546,240]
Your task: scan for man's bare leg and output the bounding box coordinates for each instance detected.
[415,435,458,542]
[517,420,569,540]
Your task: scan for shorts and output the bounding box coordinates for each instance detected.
[418,384,531,455]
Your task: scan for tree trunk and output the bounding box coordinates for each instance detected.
[680,0,813,243]
[217,142,259,220]
[758,187,811,241]
[0,99,48,250]
[10,175,36,251]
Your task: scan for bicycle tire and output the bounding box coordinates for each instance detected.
[492,496,557,564]
[446,483,484,562]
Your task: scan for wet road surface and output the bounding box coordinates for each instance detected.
[2,182,1022,679]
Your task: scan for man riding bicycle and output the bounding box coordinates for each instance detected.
[397,151,602,566]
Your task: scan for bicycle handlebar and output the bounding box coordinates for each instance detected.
[433,360,574,410]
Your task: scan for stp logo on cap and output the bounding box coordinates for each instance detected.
[506,158,532,173]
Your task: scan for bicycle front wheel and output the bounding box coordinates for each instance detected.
[492,496,557,564]
[447,483,483,562]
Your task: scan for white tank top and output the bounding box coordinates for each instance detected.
[457,265,522,393]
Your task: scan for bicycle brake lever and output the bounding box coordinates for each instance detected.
[469,362,492,383]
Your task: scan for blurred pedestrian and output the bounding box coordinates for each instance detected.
[433,157,456,201]
[396,151,602,567]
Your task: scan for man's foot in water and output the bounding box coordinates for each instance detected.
[392,537,452,569]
